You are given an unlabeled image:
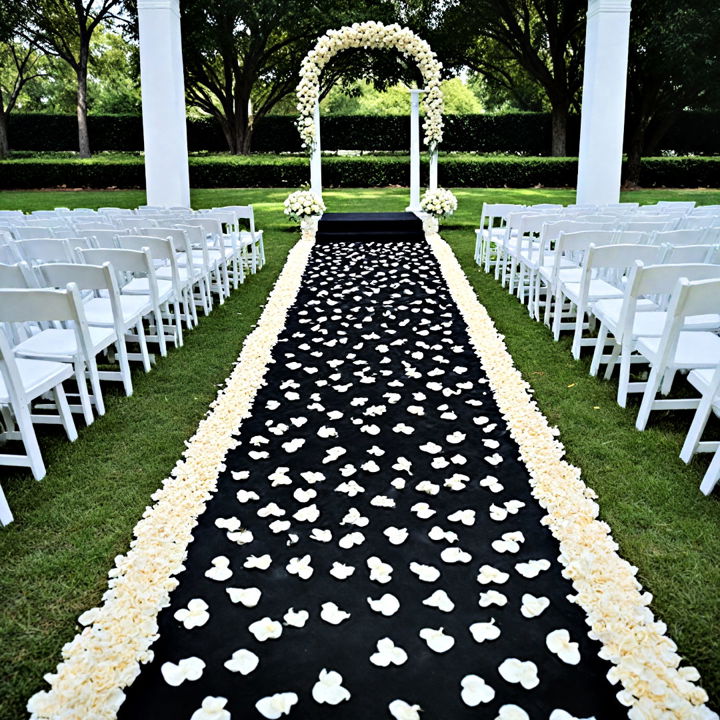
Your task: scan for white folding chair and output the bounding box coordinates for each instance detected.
[211,205,264,274]
[656,201,696,213]
[0,283,105,426]
[556,243,665,359]
[39,262,149,394]
[590,262,720,405]
[649,229,714,247]
[176,223,229,304]
[474,203,524,270]
[621,219,677,233]
[100,241,181,352]
[14,226,56,240]
[0,329,77,489]
[506,212,563,295]
[183,217,238,293]
[679,362,720,495]
[634,278,720,431]
[75,229,125,248]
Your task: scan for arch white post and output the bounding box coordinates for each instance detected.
[137,0,190,208]
[310,101,322,197]
[576,0,632,205]
[407,89,425,212]
[429,148,438,191]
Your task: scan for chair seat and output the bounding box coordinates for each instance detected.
[539,265,582,283]
[15,326,116,361]
[593,298,660,328]
[636,332,720,368]
[123,277,174,303]
[83,295,152,327]
[156,265,202,283]
[0,357,74,403]
[563,278,624,304]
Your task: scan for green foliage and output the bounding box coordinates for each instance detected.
[320,78,484,116]
[3,151,720,189]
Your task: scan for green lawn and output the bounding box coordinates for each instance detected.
[0,187,719,718]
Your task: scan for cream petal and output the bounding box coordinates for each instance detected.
[224,648,259,675]
[460,674,495,706]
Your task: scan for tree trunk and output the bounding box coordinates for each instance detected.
[623,123,646,188]
[0,89,9,159]
[550,103,568,157]
[76,50,91,158]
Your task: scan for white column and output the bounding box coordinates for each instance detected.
[576,0,632,205]
[310,101,322,197]
[429,149,438,191]
[137,0,190,207]
[406,89,424,212]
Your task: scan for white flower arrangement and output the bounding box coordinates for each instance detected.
[421,188,458,218]
[296,21,444,150]
[283,190,325,222]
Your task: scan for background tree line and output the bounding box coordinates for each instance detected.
[1,0,719,184]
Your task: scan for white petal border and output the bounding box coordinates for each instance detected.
[26,233,317,720]
[426,230,716,719]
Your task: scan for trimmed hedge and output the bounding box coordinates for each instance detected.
[6,110,720,154]
[1,154,719,189]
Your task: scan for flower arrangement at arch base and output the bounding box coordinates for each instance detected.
[420,187,458,235]
[284,190,326,240]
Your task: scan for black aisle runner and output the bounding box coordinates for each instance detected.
[120,238,624,720]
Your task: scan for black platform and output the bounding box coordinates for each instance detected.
[316,212,424,243]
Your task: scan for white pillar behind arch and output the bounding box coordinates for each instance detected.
[310,102,322,197]
[429,149,438,191]
[138,0,190,207]
[407,89,424,212]
[576,0,632,205]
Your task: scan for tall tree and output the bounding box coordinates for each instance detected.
[0,40,45,157]
[179,0,399,154]
[21,0,124,157]
[624,0,720,185]
[430,0,586,156]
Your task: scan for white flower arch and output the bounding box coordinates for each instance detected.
[296,21,445,151]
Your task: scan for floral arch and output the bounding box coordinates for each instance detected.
[295,21,445,202]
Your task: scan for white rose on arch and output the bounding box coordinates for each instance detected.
[296,21,444,150]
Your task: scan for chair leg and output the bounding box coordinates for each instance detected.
[699,449,720,495]
[0,485,13,526]
[74,361,95,425]
[603,340,622,381]
[571,303,586,360]
[661,368,677,395]
[173,299,184,346]
[51,384,78,442]
[635,365,663,431]
[86,357,106,416]
[680,392,715,463]
[589,324,609,377]
[136,320,153,370]
[14,401,46,480]
[617,343,633,408]
[116,337,133,396]
[552,294,564,341]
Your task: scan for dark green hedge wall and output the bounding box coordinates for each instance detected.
[6,111,720,154]
[2,154,719,189]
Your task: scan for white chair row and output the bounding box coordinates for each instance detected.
[0,204,267,524]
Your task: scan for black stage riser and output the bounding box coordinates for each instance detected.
[316,212,425,243]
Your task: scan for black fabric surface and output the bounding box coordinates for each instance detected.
[119,239,625,720]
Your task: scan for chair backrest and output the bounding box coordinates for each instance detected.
[72,220,115,230]
[480,203,524,229]
[0,210,26,222]
[656,201,695,212]
[115,235,181,292]
[98,207,134,216]
[14,226,56,239]
[143,228,193,260]
[0,284,83,323]
[78,246,152,276]
[0,261,36,288]
[76,229,125,248]
[213,205,256,234]
[628,261,720,299]
[585,242,664,272]
[176,224,210,266]
[0,245,19,264]
[517,213,563,236]
[113,217,157,230]
[678,215,720,230]
[530,203,564,211]
[621,219,677,233]
[661,244,715,265]
[650,229,711,247]
[14,238,76,265]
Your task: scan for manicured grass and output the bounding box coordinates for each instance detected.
[0,187,719,718]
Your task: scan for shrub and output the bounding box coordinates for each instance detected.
[7,111,720,155]
[1,153,719,189]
